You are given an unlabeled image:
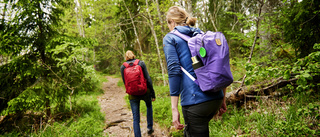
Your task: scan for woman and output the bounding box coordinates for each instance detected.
[163,6,227,136]
[120,50,156,137]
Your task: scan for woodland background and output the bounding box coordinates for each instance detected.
[0,0,319,136]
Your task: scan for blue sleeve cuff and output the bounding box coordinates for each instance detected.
[169,76,181,96]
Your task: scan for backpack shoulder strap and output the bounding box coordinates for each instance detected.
[170,30,191,41]
[133,59,140,65]
[123,62,129,68]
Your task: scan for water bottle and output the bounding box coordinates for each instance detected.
[191,56,203,70]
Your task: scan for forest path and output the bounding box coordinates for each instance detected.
[98,76,168,137]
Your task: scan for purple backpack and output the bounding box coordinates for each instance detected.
[171,30,233,92]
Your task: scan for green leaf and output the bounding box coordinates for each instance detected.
[283,70,291,80]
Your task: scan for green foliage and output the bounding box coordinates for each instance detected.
[244,43,320,90]
[0,0,100,116]
[279,0,320,58]
[2,35,100,116]
[0,54,38,112]
[1,73,106,136]
[291,44,320,92]
[2,0,320,136]
[31,93,105,136]
[208,92,319,136]
[244,62,285,85]
[142,52,168,86]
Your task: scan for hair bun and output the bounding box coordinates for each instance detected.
[186,17,196,26]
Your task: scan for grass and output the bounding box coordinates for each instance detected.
[31,94,106,137]
[29,72,108,137]
[1,93,106,137]
[17,71,315,137]
[209,91,320,136]
[1,72,108,137]
[120,77,320,137]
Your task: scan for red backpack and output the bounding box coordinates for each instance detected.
[123,59,147,95]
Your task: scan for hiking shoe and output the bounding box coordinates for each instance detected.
[147,128,154,135]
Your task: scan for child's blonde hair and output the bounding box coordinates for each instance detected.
[166,6,197,26]
[125,50,135,61]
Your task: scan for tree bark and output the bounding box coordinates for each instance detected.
[185,0,193,17]
[259,0,271,58]
[145,0,167,86]
[227,77,299,104]
[153,0,165,35]
[153,0,168,82]
[78,0,85,38]
[247,1,264,63]
[205,0,223,32]
[74,0,82,37]
[37,2,50,117]
[237,1,265,95]
[123,1,143,58]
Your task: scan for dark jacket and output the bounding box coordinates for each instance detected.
[120,59,156,100]
[163,26,223,106]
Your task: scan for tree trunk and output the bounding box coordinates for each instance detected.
[227,77,299,104]
[75,0,82,37]
[37,2,51,117]
[79,0,85,38]
[75,0,87,61]
[185,0,193,17]
[75,0,85,38]
[202,0,223,32]
[237,1,265,95]
[153,0,165,35]
[259,0,272,58]
[205,1,218,32]
[145,0,167,86]
[123,1,143,58]
[1,3,6,26]
[153,0,168,81]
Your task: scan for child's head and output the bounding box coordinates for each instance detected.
[125,50,135,61]
[166,6,197,26]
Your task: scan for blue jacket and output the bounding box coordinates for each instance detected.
[163,26,224,106]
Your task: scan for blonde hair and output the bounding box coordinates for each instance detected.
[125,50,135,61]
[166,6,197,26]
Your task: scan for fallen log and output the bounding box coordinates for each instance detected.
[226,77,299,104]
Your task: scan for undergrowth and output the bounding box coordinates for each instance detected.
[1,72,108,137]
[30,94,106,137]
[121,80,320,136]
[209,90,320,136]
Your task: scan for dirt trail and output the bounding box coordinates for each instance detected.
[98,76,169,137]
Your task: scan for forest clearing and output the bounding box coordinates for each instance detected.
[1,0,319,136]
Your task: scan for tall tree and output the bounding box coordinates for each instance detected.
[279,0,320,58]
[74,0,85,38]
[123,0,144,58]
[145,0,167,86]
[0,0,98,116]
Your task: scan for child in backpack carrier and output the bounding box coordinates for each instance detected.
[120,50,156,137]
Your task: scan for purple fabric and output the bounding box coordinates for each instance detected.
[171,30,191,41]
[194,79,199,85]
[171,30,233,92]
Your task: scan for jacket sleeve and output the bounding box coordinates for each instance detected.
[120,65,126,85]
[163,35,182,96]
[139,61,156,98]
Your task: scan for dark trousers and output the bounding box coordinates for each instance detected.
[182,99,223,137]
